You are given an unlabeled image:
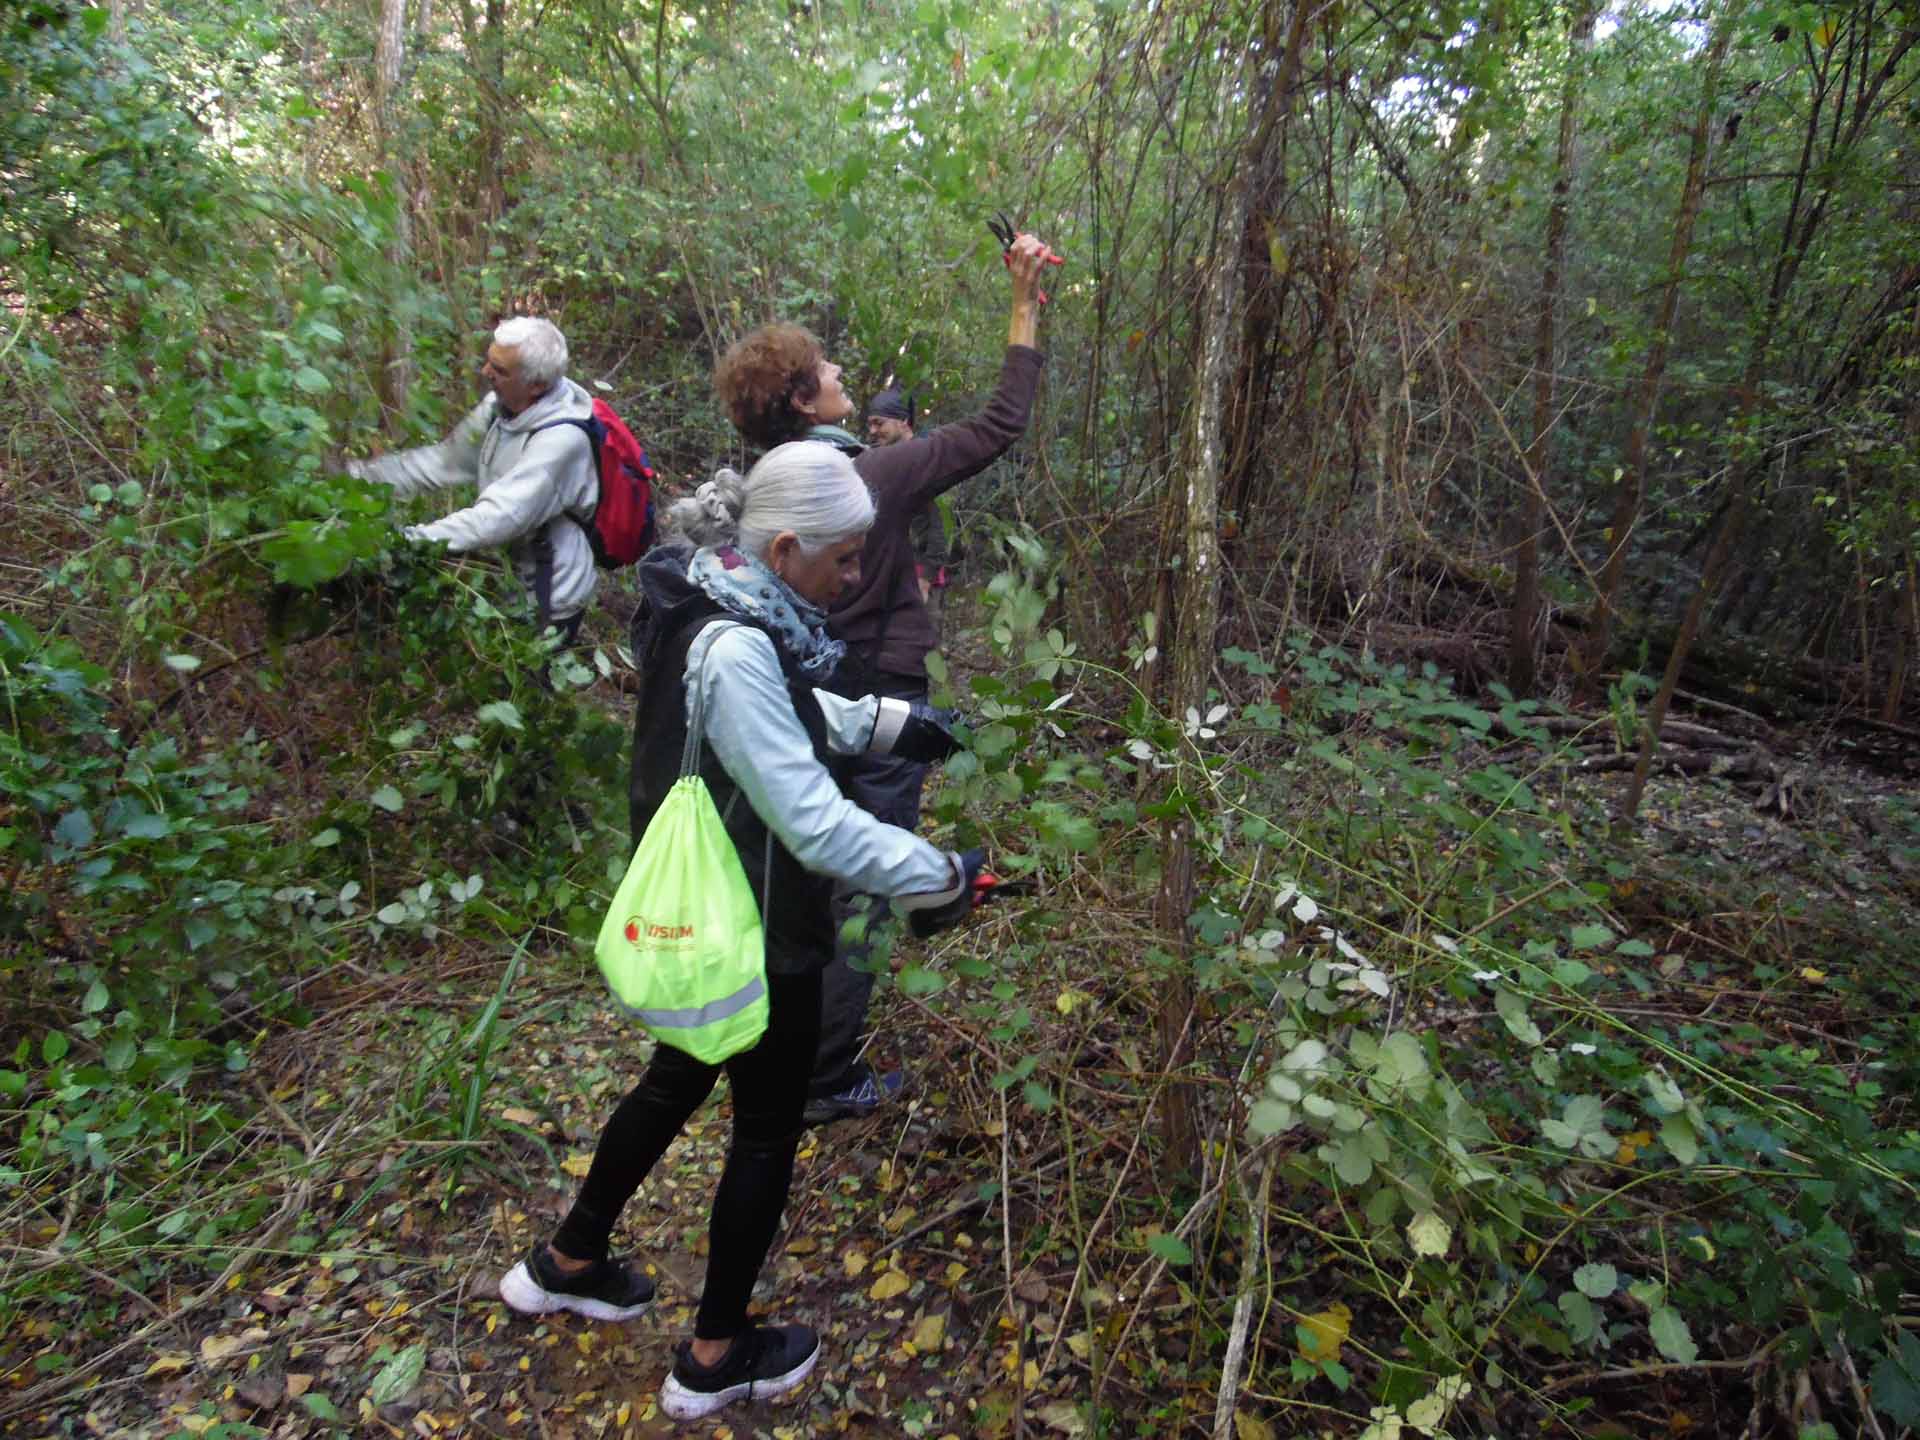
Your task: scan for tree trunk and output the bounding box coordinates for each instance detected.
[1509,3,1592,697]
[1152,55,1256,1180]
[374,0,413,426]
[1579,3,1737,695]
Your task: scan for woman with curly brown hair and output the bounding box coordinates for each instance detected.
[712,230,1055,1124]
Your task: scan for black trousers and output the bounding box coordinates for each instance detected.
[553,968,822,1338]
[809,676,930,1099]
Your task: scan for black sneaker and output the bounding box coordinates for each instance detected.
[802,1068,905,1127]
[499,1244,655,1322]
[658,1323,820,1420]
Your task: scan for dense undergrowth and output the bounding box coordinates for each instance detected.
[6,2,1920,1435]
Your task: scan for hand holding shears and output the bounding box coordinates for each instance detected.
[987,211,1065,305]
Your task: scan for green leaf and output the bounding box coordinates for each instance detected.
[1643,1069,1685,1114]
[369,1342,426,1406]
[1248,1099,1295,1136]
[1660,1113,1700,1164]
[1147,1233,1192,1265]
[1573,1262,1617,1297]
[163,653,203,672]
[1870,1333,1920,1429]
[310,827,341,848]
[898,966,945,997]
[53,809,96,849]
[301,1391,345,1420]
[1558,1290,1599,1343]
[971,722,1016,759]
[477,700,524,731]
[1542,1095,1613,1157]
[1494,988,1542,1046]
[1647,1306,1697,1364]
[376,903,408,925]
[82,981,109,1014]
[1569,923,1615,950]
[292,365,331,394]
[1022,1081,1054,1111]
[369,785,404,813]
[42,1031,69,1064]
[122,812,172,840]
[1326,1134,1375,1185]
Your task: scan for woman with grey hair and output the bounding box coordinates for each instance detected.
[347,315,600,636]
[499,442,980,1419]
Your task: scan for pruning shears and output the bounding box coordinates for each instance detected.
[987,210,1066,305]
[971,870,1039,907]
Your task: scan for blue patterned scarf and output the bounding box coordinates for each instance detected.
[688,545,847,680]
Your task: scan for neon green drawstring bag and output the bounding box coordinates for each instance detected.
[594,625,768,1063]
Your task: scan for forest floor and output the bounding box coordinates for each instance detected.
[14,752,1916,1439]
[7,602,1919,1439]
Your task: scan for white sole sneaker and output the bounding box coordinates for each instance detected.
[499,1260,652,1322]
[657,1340,819,1420]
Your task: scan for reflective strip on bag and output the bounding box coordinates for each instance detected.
[625,974,767,1031]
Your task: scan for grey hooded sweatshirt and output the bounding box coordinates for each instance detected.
[351,379,600,621]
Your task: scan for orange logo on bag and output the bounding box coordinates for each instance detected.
[624,914,694,945]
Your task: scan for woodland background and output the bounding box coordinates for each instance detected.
[4,0,1920,1435]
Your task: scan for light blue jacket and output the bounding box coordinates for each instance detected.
[686,619,961,904]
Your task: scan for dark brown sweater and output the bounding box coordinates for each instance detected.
[830,344,1045,681]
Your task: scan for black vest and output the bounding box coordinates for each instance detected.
[627,597,862,973]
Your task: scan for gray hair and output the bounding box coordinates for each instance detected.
[492,316,568,386]
[668,442,874,558]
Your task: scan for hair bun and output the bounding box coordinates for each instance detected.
[696,471,743,525]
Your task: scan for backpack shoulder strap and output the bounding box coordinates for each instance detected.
[526,414,605,624]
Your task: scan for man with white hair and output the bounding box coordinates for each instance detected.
[348,316,601,638]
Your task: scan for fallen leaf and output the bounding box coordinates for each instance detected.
[237,1373,283,1410]
[561,1153,593,1178]
[1235,1413,1277,1440]
[1405,1212,1451,1258]
[501,1107,540,1126]
[910,1312,947,1350]
[785,1235,818,1256]
[200,1334,246,1365]
[843,1250,869,1278]
[1015,1276,1050,1304]
[145,1354,193,1377]
[1800,967,1826,983]
[1296,1302,1351,1364]
[883,1205,917,1234]
[286,1374,313,1399]
[1615,1130,1656,1165]
[870,1268,911,1301]
[1035,1400,1086,1435]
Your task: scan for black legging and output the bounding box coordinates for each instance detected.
[552,968,822,1339]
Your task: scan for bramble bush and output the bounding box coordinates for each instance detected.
[901,526,1920,1435]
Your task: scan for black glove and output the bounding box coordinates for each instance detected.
[871,697,964,764]
[903,847,987,939]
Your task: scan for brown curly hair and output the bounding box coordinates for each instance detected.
[713,323,823,449]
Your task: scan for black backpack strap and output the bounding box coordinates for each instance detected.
[532,529,556,631]
[525,415,603,624]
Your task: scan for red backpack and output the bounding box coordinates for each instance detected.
[530,397,658,622]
